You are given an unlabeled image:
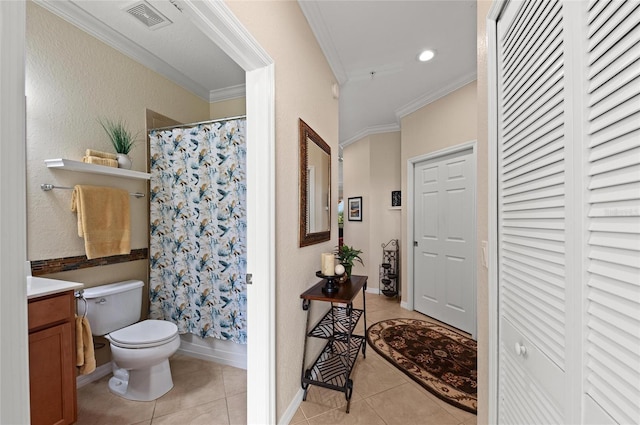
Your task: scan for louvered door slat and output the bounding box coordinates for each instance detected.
[584,0,640,423]
[587,0,611,23]
[503,57,563,128]
[588,2,639,65]
[502,112,563,157]
[503,1,559,91]
[588,0,622,38]
[498,0,567,421]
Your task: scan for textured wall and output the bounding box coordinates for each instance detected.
[26,2,209,263]
[225,1,339,419]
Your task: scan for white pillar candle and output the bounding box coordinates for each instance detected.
[321,253,335,276]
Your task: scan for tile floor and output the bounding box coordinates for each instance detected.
[76,355,246,425]
[292,293,477,425]
[76,293,477,425]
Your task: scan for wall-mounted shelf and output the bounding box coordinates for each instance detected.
[44,158,150,180]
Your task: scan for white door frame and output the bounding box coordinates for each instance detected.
[406,140,478,338]
[0,2,30,424]
[486,2,508,424]
[156,3,277,423]
[1,1,277,423]
[487,18,499,424]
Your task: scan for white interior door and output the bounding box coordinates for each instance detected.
[413,148,476,335]
[496,0,569,422]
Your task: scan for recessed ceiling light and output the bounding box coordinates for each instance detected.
[418,50,435,62]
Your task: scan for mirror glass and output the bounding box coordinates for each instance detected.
[299,119,331,247]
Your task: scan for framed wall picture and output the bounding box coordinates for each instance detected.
[391,190,401,207]
[347,196,362,221]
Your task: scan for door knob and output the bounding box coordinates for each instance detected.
[514,342,527,356]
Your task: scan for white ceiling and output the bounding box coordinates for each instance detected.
[38,0,477,145]
[299,0,478,145]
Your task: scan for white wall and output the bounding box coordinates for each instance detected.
[343,132,401,292]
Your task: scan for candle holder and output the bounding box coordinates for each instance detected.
[316,271,340,294]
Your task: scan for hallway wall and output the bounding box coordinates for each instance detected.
[343,132,401,292]
[225,1,340,419]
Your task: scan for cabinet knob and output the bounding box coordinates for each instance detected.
[514,342,527,356]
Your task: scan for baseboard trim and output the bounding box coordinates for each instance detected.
[401,300,410,310]
[177,340,247,370]
[366,287,381,295]
[279,387,304,425]
[76,362,112,389]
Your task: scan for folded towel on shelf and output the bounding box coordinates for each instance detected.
[76,315,96,375]
[71,185,131,259]
[82,155,118,168]
[85,149,117,160]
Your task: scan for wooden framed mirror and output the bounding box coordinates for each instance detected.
[299,119,331,247]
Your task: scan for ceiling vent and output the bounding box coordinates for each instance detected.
[125,1,172,30]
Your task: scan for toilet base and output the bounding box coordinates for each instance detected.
[109,359,174,401]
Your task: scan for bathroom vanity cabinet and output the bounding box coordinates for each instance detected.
[28,290,77,425]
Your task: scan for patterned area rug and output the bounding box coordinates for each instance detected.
[366,318,477,414]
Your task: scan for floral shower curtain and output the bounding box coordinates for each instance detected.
[148,119,247,344]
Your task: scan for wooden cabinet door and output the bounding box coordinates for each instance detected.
[29,322,77,425]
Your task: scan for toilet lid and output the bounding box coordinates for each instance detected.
[108,320,178,348]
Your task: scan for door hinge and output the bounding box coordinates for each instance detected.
[246,273,253,285]
[414,241,418,247]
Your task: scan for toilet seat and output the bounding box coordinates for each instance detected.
[108,319,178,349]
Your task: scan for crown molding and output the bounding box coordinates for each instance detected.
[395,71,478,121]
[35,0,211,101]
[340,123,400,147]
[298,0,348,85]
[209,84,246,102]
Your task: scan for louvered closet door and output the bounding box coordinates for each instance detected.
[583,1,640,423]
[497,0,568,423]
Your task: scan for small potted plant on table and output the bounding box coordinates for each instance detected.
[335,244,364,279]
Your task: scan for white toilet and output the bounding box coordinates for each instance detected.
[79,280,180,401]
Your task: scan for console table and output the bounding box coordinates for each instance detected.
[300,275,367,413]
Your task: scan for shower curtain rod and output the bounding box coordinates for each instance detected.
[150,114,247,132]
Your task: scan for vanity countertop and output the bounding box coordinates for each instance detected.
[27,276,83,299]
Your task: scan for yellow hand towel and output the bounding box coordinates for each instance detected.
[85,149,117,160]
[75,315,96,375]
[70,185,131,259]
[82,155,118,168]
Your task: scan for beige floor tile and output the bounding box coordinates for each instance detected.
[76,376,156,425]
[226,391,247,425]
[364,382,459,425]
[307,399,386,425]
[463,416,478,425]
[154,364,227,417]
[290,406,308,424]
[223,365,247,397]
[152,398,229,425]
[130,421,152,425]
[299,384,362,419]
[169,353,223,377]
[350,351,408,399]
[404,379,477,423]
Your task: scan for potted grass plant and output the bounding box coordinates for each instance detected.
[334,244,364,278]
[99,118,138,169]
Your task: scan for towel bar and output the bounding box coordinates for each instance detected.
[75,289,88,319]
[41,183,145,198]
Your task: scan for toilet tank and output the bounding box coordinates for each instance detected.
[78,280,144,336]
